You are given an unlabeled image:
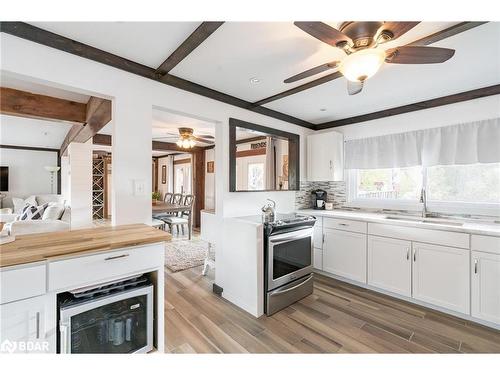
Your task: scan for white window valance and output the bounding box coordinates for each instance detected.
[345,118,500,169]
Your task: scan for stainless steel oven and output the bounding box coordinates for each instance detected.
[58,277,153,354]
[264,214,315,316]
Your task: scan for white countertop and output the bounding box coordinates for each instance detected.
[297,209,500,237]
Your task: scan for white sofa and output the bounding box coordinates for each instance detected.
[0,194,71,236]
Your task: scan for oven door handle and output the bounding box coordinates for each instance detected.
[269,229,313,244]
[270,275,313,296]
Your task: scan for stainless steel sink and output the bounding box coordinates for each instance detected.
[384,216,464,226]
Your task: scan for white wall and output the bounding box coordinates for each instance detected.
[1,33,313,226]
[328,95,500,140]
[205,148,215,210]
[0,148,58,197]
[67,141,92,228]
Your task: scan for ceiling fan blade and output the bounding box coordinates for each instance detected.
[196,134,215,139]
[192,136,214,144]
[347,80,364,96]
[385,46,455,64]
[294,22,352,47]
[379,22,420,40]
[284,61,339,83]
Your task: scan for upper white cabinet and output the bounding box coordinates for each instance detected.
[471,251,500,325]
[412,242,470,314]
[307,131,344,181]
[368,236,412,297]
[323,228,367,283]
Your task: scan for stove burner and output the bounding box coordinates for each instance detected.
[266,214,316,228]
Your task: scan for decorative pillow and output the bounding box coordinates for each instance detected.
[42,203,65,220]
[19,203,49,221]
[12,196,37,214]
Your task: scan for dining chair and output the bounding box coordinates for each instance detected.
[182,194,195,218]
[163,196,195,238]
[164,192,174,203]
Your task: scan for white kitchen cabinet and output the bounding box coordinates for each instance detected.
[368,236,412,297]
[0,295,49,353]
[307,131,344,181]
[313,248,323,270]
[412,242,470,314]
[471,251,500,325]
[323,228,367,283]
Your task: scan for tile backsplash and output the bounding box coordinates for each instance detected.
[295,181,346,209]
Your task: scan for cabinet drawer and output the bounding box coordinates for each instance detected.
[48,244,164,291]
[368,223,469,249]
[323,217,367,233]
[1,264,46,304]
[471,235,500,255]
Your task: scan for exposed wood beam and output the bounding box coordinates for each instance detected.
[60,96,112,155]
[236,148,267,158]
[92,133,112,146]
[314,84,500,130]
[253,22,488,106]
[0,22,314,129]
[154,22,224,76]
[235,135,267,145]
[93,134,206,153]
[0,87,87,123]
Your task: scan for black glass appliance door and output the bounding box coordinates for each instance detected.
[272,236,312,280]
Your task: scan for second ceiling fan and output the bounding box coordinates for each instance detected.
[286,21,455,95]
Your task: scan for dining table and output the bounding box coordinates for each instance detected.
[152,202,193,239]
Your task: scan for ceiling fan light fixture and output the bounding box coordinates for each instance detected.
[340,48,385,82]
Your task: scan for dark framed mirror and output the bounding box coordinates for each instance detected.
[229,118,299,192]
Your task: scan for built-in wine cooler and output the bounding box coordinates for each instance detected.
[58,275,153,354]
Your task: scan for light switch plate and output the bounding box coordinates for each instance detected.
[133,179,146,196]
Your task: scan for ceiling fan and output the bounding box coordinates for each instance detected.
[152,127,214,149]
[287,21,455,95]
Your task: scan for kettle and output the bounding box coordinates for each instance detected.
[261,199,276,223]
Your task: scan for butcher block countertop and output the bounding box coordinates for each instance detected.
[0,224,171,268]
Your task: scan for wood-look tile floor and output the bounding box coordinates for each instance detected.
[164,267,500,353]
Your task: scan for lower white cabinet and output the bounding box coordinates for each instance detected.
[368,236,412,297]
[313,248,323,270]
[471,251,500,325]
[412,242,470,314]
[0,295,48,353]
[323,228,367,283]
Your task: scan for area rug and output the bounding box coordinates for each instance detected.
[165,239,209,272]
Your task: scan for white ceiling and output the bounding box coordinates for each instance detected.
[1,74,90,103]
[14,22,500,125]
[0,114,72,148]
[30,22,201,68]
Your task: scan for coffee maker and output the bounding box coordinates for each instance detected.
[311,189,327,210]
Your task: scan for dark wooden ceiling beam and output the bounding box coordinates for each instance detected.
[154,22,224,77]
[60,96,112,154]
[253,22,488,106]
[0,86,87,123]
[0,22,314,129]
[314,84,500,130]
[93,134,206,153]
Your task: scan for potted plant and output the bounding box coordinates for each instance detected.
[152,191,162,205]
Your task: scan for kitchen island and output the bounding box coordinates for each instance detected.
[0,224,170,353]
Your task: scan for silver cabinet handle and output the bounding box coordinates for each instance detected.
[322,233,325,244]
[413,249,416,262]
[406,248,410,261]
[35,312,40,339]
[104,254,129,261]
[338,223,348,226]
[474,259,478,274]
[329,160,333,170]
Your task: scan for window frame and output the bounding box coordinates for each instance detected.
[347,165,500,216]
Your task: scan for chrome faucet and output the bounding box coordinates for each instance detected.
[420,188,427,218]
